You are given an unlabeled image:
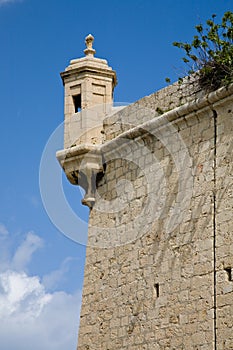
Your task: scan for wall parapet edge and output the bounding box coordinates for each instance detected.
[104,83,233,141]
[103,83,233,143]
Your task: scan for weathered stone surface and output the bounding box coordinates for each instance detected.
[76,84,233,349]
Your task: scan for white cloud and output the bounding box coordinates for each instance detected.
[0,270,81,350]
[0,225,82,350]
[11,232,43,271]
[0,270,51,319]
[0,223,8,236]
[0,224,11,271]
[42,256,78,290]
[0,231,43,272]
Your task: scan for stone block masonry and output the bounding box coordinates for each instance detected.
[56,37,233,349]
[215,99,233,350]
[77,84,233,349]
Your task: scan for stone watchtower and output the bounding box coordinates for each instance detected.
[57,35,119,207]
[60,34,117,149]
[57,36,233,349]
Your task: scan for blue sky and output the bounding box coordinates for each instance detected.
[0,0,232,349]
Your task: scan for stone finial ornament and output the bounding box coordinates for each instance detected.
[84,34,96,57]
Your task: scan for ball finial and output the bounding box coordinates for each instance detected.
[84,34,96,57]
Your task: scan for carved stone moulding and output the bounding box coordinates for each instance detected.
[56,144,104,209]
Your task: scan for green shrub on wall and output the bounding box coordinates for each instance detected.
[169,11,233,92]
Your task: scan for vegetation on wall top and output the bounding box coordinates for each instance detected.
[167,11,233,92]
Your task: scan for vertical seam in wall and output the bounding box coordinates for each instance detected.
[213,109,217,350]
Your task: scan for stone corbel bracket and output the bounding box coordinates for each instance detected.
[56,144,104,209]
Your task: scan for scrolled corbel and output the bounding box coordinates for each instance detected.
[56,144,104,209]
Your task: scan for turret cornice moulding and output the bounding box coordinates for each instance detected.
[60,57,117,88]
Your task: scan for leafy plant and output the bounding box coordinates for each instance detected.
[170,11,233,91]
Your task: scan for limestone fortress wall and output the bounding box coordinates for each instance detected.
[57,36,233,349]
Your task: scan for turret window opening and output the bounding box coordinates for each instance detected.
[73,94,82,112]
